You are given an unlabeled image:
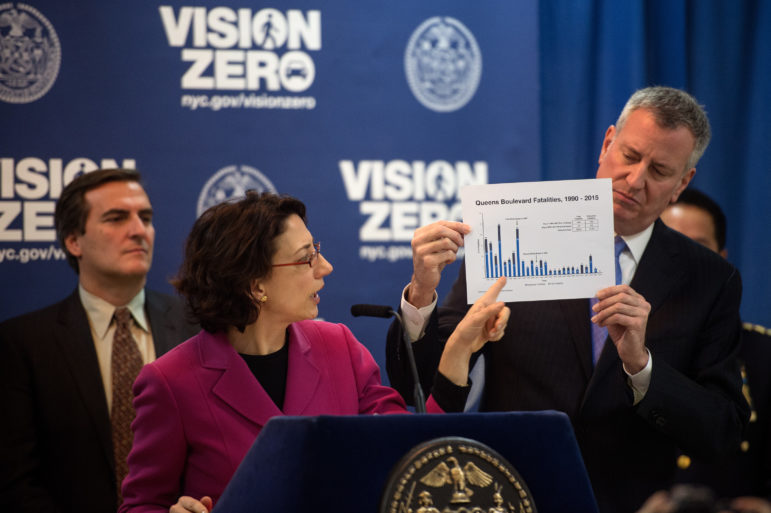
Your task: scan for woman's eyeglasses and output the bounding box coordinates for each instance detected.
[272,242,321,268]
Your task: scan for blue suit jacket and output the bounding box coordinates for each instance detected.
[386,220,749,513]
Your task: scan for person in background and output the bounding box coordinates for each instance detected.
[636,484,770,513]
[660,187,771,513]
[385,86,749,513]
[119,191,510,513]
[0,169,198,513]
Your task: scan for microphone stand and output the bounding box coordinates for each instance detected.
[390,309,426,414]
[350,304,426,413]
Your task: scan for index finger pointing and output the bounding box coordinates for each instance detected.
[478,276,507,305]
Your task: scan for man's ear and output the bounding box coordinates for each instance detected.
[598,125,616,164]
[64,234,82,258]
[671,168,696,203]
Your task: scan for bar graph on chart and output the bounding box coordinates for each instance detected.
[461,179,614,303]
[481,218,602,280]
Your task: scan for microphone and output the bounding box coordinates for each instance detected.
[351,304,427,413]
[350,304,393,319]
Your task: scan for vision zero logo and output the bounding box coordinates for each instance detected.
[341,159,488,242]
[0,2,61,104]
[197,164,277,217]
[160,6,319,99]
[405,17,482,113]
[0,157,136,241]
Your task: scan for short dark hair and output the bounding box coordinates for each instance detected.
[54,168,143,272]
[672,188,727,251]
[173,191,307,333]
[616,86,711,170]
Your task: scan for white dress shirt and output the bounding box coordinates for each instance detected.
[79,286,155,412]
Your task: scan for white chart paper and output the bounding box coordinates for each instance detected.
[461,179,614,303]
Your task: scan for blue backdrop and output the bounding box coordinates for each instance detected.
[540,0,770,331]
[1,1,768,382]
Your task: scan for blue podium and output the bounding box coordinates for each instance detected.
[213,411,598,513]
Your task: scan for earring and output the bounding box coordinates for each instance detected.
[259,296,268,303]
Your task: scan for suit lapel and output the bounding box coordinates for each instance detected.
[201,331,281,428]
[53,291,115,470]
[581,221,681,412]
[145,290,179,357]
[282,323,321,415]
[560,298,593,382]
[629,220,682,317]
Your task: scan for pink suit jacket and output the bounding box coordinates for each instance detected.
[119,320,441,512]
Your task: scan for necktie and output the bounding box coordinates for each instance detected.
[111,307,143,500]
[590,236,627,364]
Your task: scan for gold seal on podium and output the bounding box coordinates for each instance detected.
[380,437,537,513]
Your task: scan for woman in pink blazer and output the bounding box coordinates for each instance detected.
[119,192,508,513]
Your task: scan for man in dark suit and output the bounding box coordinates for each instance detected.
[0,169,198,513]
[661,188,771,511]
[386,87,749,513]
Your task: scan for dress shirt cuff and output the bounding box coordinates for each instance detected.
[624,348,652,405]
[399,284,437,342]
[431,371,471,413]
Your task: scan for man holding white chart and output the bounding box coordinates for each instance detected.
[385,86,748,513]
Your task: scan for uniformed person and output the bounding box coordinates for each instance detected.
[661,188,771,508]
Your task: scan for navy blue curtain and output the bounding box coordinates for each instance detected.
[540,0,770,327]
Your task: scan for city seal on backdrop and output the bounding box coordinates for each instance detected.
[404,16,482,113]
[381,437,536,513]
[197,164,277,216]
[0,2,61,104]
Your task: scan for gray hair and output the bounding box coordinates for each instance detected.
[615,86,711,170]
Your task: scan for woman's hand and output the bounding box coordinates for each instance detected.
[170,495,213,513]
[438,276,510,386]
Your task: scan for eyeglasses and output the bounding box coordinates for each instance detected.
[272,242,321,268]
